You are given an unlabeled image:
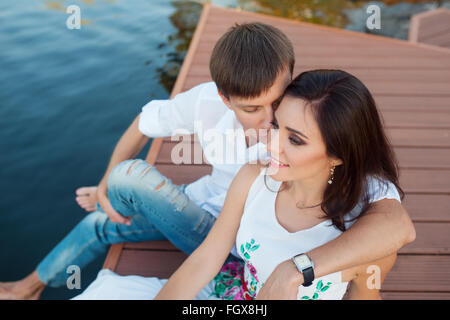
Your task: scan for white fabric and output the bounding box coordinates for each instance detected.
[73,168,400,300]
[72,269,220,300]
[138,82,269,221]
[235,168,400,300]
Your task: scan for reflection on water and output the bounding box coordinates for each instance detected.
[157,1,203,92]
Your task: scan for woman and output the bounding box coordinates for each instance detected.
[73,69,402,300]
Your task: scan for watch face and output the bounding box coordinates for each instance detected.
[296,255,310,267]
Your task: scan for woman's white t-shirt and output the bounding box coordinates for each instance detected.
[73,168,400,300]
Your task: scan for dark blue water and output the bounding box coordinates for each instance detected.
[0,0,205,299]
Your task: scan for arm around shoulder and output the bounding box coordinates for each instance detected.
[307,198,415,281]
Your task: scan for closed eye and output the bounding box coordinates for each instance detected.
[289,135,305,146]
[270,120,279,129]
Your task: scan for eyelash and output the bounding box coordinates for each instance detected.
[270,120,305,146]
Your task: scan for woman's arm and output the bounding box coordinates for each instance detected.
[155,164,262,299]
[341,253,398,299]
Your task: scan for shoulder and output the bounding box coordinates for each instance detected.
[180,81,219,101]
[232,163,265,192]
[225,164,265,203]
[366,175,401,204]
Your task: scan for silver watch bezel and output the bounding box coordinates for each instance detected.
[292,253,314,272]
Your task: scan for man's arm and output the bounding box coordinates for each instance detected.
[96,114,150,224]
[308,199,415,280]
[256,199,416,299]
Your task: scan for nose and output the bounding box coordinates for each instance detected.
[261,105,273,130]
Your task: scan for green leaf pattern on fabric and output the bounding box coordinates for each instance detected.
[301,281,333,300]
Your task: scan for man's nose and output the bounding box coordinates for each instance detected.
[261,106,273,129]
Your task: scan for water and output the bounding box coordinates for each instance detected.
[0,0,445,299]
[0,0,202,300]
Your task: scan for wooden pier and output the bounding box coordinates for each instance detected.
[102,4,450,300]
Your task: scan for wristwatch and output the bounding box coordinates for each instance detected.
[292,253,315,287]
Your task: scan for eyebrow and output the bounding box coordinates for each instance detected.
[236,104,261,109]
[273,114,309,140]
[286,126,309,140]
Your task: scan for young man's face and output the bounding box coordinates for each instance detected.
[219,68,292,145]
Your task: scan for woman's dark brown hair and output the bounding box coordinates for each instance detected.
[209,22,294,99]
[270,69,404,231]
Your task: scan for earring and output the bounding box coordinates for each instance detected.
[328,166,335,184]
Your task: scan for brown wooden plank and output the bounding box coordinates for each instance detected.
[382,111,450,129]
[380,291,450,300]
[154,163,212,185]
[394,147,450,170]
[197,39,450,58]
[400,169,450,194]
[382,255,450,292]
[157,141,206,165]
[424,31,450,48]
[114,250,188,279]
[402,194,450,222]
[410,8,450,49]
[371,96,450,112]
[189,60,450,82]
[124,240,180,251]
[206,5,450,55]
[387,128,450,148]
[411,9,450,41]
[192,52,450,71]
[102,243,124,270]
[399,222,450,254]
[184,76,450,96]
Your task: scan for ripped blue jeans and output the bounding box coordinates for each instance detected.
[36,159,218,287]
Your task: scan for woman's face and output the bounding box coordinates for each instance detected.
[267,95,341,182]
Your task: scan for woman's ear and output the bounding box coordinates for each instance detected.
[330,157,343,167]
[217,90,232,110]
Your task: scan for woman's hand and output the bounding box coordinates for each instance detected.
[256,259,303,300]
[97,179,132,226]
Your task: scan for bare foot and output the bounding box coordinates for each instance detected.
[0,271,45,300]
[75,186,98,212]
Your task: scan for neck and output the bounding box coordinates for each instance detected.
[288,172,330,209]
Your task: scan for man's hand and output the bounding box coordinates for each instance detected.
[97,179,132,226]
[256,259,303,300]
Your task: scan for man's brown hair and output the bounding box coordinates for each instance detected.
[209,22,295,99]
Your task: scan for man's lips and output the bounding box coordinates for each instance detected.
[270,157,289,168]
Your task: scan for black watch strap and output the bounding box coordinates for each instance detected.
[302,266,315,287]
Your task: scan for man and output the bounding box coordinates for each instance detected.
[0,22,415,300]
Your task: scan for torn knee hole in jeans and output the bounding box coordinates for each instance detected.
[154,180,166,191]
[126,159,141,175]
[170,190,188,211]
[139,166,153,178]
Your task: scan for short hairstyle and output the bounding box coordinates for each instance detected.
[209,22,295,99]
